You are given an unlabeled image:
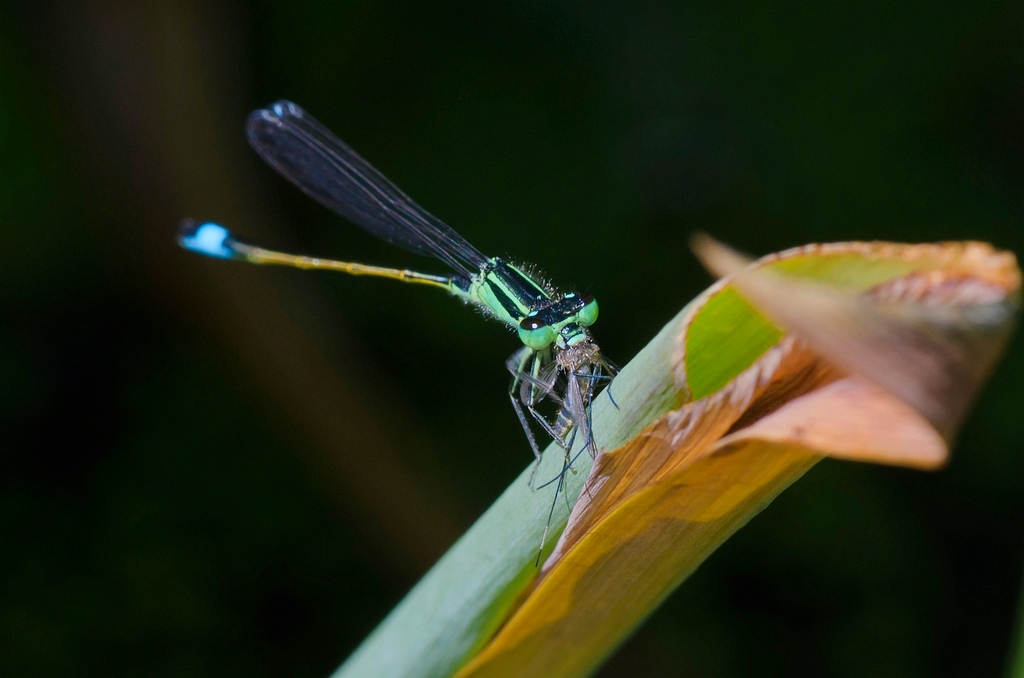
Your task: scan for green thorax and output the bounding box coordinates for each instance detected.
[452,258,599,350]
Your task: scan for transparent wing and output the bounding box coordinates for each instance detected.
[246,100,488,277]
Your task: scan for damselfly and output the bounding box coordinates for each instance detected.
[179,100,615,486]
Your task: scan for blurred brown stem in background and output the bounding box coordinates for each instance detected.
[28,0,466,577]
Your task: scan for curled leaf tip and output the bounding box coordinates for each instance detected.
[690,234,1020,441]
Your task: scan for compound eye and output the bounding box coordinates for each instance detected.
[578,293,599,327]
[518,316,555,349]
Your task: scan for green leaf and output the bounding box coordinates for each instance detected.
[337,239,1020,678]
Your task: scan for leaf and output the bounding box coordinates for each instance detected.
[690,235,1021,439]
[454,239,1019,678]
[336,239,1018,678]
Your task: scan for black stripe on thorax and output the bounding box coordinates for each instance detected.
[487,283,522,321]
[488,259,551,320]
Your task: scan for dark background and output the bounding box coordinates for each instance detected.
[2,1,1023,676]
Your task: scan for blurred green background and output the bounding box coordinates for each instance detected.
[2,1,1022,676]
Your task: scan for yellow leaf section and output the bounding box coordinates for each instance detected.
[455,438,819,678]
[455,374,951,678]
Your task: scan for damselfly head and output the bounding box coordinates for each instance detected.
[516,291,600,351]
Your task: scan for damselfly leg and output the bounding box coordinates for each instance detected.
[506,345,617,491]
[507,346,568,486]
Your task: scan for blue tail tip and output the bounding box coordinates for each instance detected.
[178,220,237,259]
